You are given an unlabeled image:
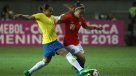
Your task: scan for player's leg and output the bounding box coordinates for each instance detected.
[66,45,85,68]
[56,48,91,76]
[75,52,85,68]
[75,45,99,76]
[57,48,82,71]
[24,44,53,76]
[75,44,86,68]
[73,52,85,76]
[24,57,52,76]
[66,45,86,76]
[29,57,52,73]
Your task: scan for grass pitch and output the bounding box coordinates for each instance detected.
[0,46,136,76]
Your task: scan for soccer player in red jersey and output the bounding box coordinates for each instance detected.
[59,1,101,76]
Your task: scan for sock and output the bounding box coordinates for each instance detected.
[74,58,85,71]
[28,61,48,74]
[66,53,83,71]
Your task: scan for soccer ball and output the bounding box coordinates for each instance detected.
[86,69,99,76]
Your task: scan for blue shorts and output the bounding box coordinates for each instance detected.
[42,40,64,58]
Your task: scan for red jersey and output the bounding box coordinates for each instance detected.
[60,13,87,46]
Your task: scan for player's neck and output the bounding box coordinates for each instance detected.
[46,14,51,17]
[43,13,51,17]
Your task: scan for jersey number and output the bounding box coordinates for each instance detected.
[70,24,75,30]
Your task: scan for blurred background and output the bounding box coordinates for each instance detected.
[0,0,136,45]
[0,0,136,76]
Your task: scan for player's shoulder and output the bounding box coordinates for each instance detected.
[80,16,86,20]
[34,13,43,15]
[64,12,73,18]
[32,13,43,17]
[80,16,85,19]
[32,13,44,20]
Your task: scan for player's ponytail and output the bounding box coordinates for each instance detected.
[73,1,85,11]
[74,1,81,7]
[63,1,85,14]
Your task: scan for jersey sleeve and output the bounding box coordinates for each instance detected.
[54,16,59,20]
[81,17,88,28]
[60,14,69,23]
[32,13,41,20]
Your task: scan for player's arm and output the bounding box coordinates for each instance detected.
[14,14,35,20]
[54,14,65,24]
[84,25,102,30]
[55,3,74,24]
[81,17,102,30]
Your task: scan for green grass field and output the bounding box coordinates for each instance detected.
[0,46,136,76]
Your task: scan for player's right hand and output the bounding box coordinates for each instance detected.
[13,14,22,19]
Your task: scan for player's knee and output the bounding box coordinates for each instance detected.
[42,60,50,65]
[42,59,51,64]
[57,48,69,56]
[63,49,69,55]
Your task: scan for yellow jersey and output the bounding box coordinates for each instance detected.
[32,13,57,44]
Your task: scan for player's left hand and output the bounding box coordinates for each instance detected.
[96,27,103,30]
[13,14,22,19]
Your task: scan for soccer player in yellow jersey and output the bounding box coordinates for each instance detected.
[14,4,92,76]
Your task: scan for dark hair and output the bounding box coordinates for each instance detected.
[39,4,50,12]
[74,1,85,9]
[74,1,81,7]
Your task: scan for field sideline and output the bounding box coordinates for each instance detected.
[0,46,136,76]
